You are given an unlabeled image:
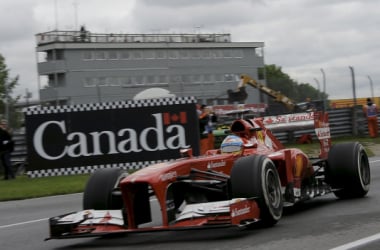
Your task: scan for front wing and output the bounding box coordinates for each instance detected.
[47,198,260,240]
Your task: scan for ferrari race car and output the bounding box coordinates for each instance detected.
[46,111,370,240]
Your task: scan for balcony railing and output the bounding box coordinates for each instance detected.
[37,60,66,74]
[36,30,231,45]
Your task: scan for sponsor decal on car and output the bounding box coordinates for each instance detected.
[231,205,251,217]
[207,161,226,169]
[160,171,177,182]
[230,199,259,225]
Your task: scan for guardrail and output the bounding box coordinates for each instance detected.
[10,130,27,175]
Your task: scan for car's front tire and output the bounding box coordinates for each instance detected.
[83,168,128,210]
[230,155,283,227]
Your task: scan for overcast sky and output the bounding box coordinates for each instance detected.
[0,0,378,102]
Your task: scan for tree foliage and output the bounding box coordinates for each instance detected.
[265,64,327,103]
[0,53,21,128]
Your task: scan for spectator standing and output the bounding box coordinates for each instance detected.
[198,105,210,155]
[197,104,218,155]
[80,25,88,42]
[363,98,378,138]
[0,119,14,179]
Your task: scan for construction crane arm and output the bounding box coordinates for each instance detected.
[239,74,296,111]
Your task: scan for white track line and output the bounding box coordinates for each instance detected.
[330,232,380,250]
[0,218,47,229]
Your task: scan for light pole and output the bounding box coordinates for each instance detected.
[320,68,326,111]
[313,77,321,99]
[368,75,374,99]
[349,66,357,106]
[349,66,358,136]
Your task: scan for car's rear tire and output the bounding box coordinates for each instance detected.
[83,168,128,210]
[230,155,283,227]
[327,142,370,199]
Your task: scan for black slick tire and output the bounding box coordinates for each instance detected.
[327,142,370,199]
[230,155,283,227]
[83,168,128,210]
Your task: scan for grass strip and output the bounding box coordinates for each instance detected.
[0,174,89,201]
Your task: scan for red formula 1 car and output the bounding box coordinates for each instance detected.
[46,111,370,240]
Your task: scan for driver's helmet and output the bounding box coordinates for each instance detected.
[220,135,244,155]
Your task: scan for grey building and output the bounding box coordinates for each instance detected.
[36,30,266,106]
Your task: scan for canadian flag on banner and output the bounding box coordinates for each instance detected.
[163,112,187,125]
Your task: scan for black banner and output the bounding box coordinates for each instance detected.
[24,97,199,172]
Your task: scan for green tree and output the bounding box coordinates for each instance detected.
[265,64,327,103]
[265,64,299,100]
[0,53,21,128]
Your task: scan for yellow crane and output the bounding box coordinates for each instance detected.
[228,74,297,112]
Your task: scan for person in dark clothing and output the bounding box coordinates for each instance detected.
[198,105,210,155]
[198,105,218,155]
[80,25,87,42]
[0,119,15,180]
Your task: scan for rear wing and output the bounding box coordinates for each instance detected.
[262,111,331,158]
[314,111,331,159]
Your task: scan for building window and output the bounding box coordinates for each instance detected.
[133,50,143,60]
[203,74,213,83]
[156,50,167,59]
[212,50,223,59]
[190,50,200,59]
[56,73,66,87]
[146,75,155,84]
[120,77,132,87]
[168,50,178,59]
[170,75,182,83]
[120,51,131,60]
[201,50,211,59]
[257,67,265,80]
[193,74,201,83]
[224,73,237,82]
[97,77,108,86]
[94,51,106,60]
[215,74,223,82]
[158,75,168,84]
[46,51,54,61]
[108,77,120,86]
[55,50,64,60]
[83,77,95,87]
[183,75,192,83]
[143,50,155,59]
[39,75,49,88]
[232,49,243,58]
[108,51,118,60]
[131,76,144,85]
[223,49,233,58]
[83,51,93,60]
[179,50,189,59]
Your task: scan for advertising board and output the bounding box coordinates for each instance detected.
[24,97,199,177]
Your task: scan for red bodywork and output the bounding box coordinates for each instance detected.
[47,112,331,239]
